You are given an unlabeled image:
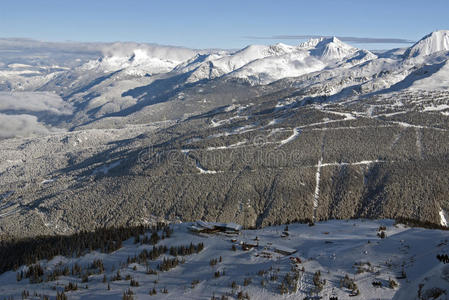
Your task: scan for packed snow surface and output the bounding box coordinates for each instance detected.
[1,220,448,299]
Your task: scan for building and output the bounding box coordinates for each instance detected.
[189,220,242,233]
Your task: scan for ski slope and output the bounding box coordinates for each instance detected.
[0,220,448,299]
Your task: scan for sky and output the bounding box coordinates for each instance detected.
[1,0,449,50]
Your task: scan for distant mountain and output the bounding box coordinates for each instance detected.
[81,43,201,76]
[404,30,449,58]
[1,31,449,134]
[306,37,357,60]
[174,37,376,85]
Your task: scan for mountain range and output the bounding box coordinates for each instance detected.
[0,31,449,239]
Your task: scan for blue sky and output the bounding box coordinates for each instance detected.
[1,0,448,49]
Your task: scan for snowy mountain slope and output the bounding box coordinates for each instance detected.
[2,32,449,151]
[226,51,327,85]
[1,31,449,241]
[1,80,449,240]
[407,54,449,90]
[394,263,449,300]
[172,37,376,85]
[266,48,449,104]
[404,30,449,58]
[173,44,296,83]
[0,31,448,137]
[1,31,448,100]
[81,45,200,76]
[308,37,357,60]
[0,220,448,300]
[2,31,449,135]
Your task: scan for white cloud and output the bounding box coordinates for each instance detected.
[0,92,73,115]
[100,42,198,61]
[0,92,72,139]
[0,113,56,139]
[0,38,199,62]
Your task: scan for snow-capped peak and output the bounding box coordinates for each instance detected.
[310,37,357,60]
[127,49,151,63]
[404,30,449,58]
[298,37,324,49]
[174,44,297,83]
[232,44,290,61]
[298,37,357,60]
[268,43,296,54]
[82,49,194,76]
[173,36,377,85]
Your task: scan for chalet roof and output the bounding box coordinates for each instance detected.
[273,245,297,255]
[196,220,215,230]
[194,220,242,231]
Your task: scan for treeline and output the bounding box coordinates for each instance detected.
[127,242,204,265]
[169,242,204,256]
[127,245,168,264]
[394,217,449,231]
[159,257,185,272]
[0,222,170,274]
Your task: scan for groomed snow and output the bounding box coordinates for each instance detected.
[278,127,301,145]
[1,220,448,299]
[207,141,247,151]
[423,104,449,112]
[93,160,121,175]
[195,161,220,174]
[318,160,386,167]
[313,157,323,218]
[439,209,448,227]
